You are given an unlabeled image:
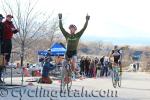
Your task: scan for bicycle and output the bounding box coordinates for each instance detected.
[111,63,121,88]
[60,58,73,93]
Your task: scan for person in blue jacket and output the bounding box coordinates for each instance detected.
[42,57,55,77]
[39,56,55,84]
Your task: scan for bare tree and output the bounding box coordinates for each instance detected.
[1,0,57,66]
[44,19,63,47]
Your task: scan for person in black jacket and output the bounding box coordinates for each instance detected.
[100,56,105,77]
[0,14,4,50]
[84,56,90,77]
[0,14,5,84]
[80,56,85,76]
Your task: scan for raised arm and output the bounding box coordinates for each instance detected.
[58,13,69,38]
[76,14,90,37]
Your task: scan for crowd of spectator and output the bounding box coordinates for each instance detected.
[79,56,112,78]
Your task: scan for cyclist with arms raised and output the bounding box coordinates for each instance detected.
[58,13,90,79]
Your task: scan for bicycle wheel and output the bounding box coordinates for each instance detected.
[67,77,72,92]
[112,71,117,88]
[66,66,72,92]
[60,68,66,92]
[60,78,66,92]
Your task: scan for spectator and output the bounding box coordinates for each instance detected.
[0,14,4,50]
[39,57,55,84]
[136,62,140,71]
[89,59,95,78]
[95,57,99,65]
[80,56,85,76]
[100,56,104,66]
[103,56,109,77]
[90,59,96,77]
[96,61,101,78]
[2,15,19,65]
[0,14,4,84]
[100,56,105,77]
[133,63,136,72]
[94,57,99,78]
[55,56,63,67]
[84,56,90,77]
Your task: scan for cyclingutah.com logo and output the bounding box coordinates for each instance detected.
[0,87,118,100]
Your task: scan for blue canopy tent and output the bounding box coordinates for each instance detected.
[50,43,66,56]
[38,43,66,56]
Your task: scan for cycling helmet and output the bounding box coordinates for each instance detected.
[69,24,77,30]
[114,45,118,49]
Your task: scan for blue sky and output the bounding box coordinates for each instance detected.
[1,0,150,46]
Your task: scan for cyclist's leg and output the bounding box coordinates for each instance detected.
[65,52,74,71]
[72,55,77,71]
[113,62,120,81]
[71,55,77,80]
[114,68,118,81]
[64,53,74,81]
[62,65,70,84]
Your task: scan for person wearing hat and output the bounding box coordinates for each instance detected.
[0,14,5,83]
[2,14,19,65]
[38,50,54,84]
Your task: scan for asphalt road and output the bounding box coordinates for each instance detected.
[1,72,150,100]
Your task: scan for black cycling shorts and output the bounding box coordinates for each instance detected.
[66,50,77,58]
[114,60,121,65]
